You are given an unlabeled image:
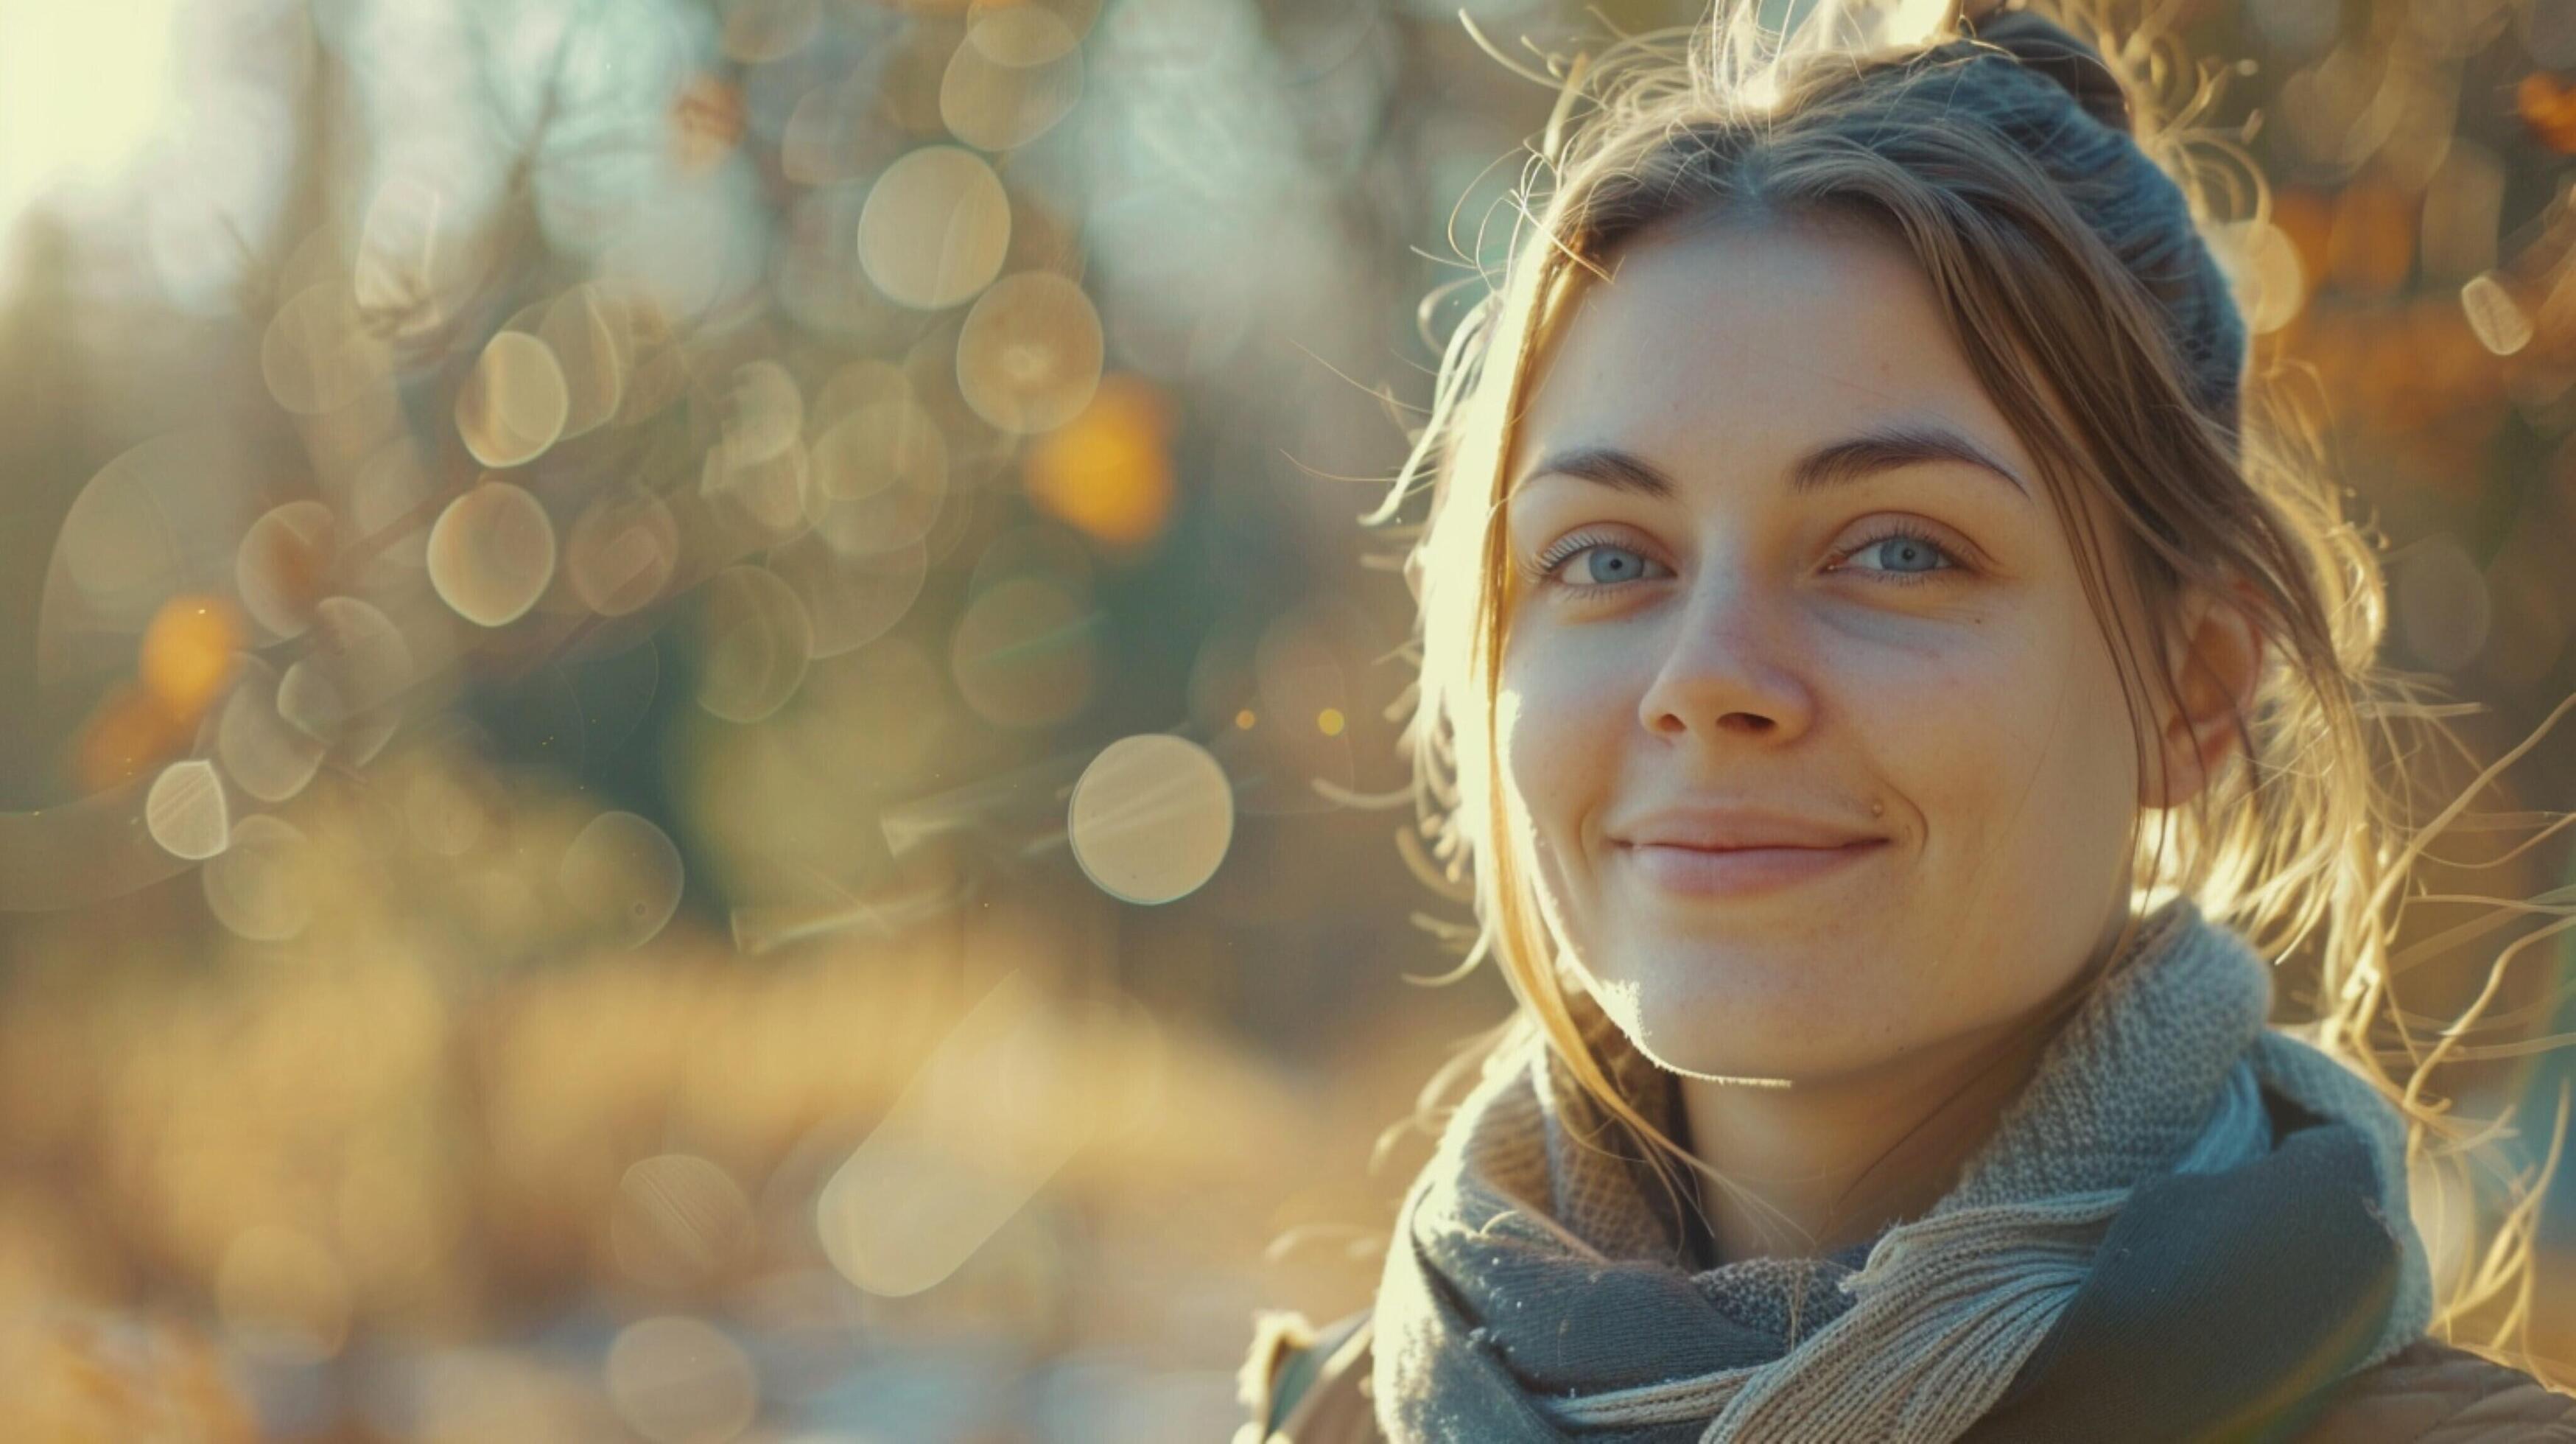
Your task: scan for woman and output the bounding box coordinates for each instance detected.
[1237,1,2576,1440]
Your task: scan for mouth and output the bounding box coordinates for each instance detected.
[1615,838,1887,898]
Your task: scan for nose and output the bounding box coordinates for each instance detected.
[1634,564,1817,744]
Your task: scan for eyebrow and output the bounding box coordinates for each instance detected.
[1510,421,2032,504]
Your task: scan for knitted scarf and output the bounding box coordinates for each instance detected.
[1371,896,2433,1442]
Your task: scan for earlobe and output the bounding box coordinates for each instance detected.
[2145,584,2266,810]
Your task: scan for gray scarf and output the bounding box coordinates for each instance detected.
[1372,897,2432,1442]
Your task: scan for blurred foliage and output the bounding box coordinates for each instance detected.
[0,0,2572,1437]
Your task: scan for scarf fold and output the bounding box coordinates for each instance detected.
[1372,897,2433,1443]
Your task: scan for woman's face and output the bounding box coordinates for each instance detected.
[1497,215,2162,1084]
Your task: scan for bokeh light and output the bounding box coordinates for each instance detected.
[856,144,1011,309]
[611,1154,754,1290]
[2464,272,2534,356]
[428,480,558,628]
[236,501,337,642]
[2214,217,2309,335]
[560,810,687,948]
[216,654,327,804]
[1067,734,1235,905]
[146,757,230,861]
[456,331,573,469]
[566,486,684,617]
[138,594,242,718]
[692,564,813,723]
[278,595,413,766]
[1020,372,1176,549]
[542,283,632,438]
[940,5,1087,153]
[955,270,1104,433]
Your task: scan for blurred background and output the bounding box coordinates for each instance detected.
[0,0,2572,1437]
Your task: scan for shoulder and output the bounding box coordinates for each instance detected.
[2284,1336,2576,1443]
[1236,1305,1378,1444]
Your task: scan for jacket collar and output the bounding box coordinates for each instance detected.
[1962,1087,2404,1443]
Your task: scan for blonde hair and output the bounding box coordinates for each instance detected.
[1355,0,2576,1381]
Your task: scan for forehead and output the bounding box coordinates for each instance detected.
[1505,214,2033,494]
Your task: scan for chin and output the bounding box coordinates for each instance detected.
[1576,944,1906,1078]
[1627,1028,1856,1085]
[1591,967,1880,1084]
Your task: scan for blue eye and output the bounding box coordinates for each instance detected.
[1840,525,1962,586]
[1525,536,1668,592]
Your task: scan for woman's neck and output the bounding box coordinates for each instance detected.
[1674,1005,2066,1265]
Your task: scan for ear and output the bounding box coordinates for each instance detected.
[2144,580,2266,810]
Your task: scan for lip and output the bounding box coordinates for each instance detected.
[1610,805,1887,852]
[1616,838,1887,898]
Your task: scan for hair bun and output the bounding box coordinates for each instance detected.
[1962,8,2133,133]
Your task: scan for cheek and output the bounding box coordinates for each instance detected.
[1496,634,1632,898]
[1498,634,1631,813]
[1887,614,2138,875]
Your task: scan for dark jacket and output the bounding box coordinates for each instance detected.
[1240,1310,2576,1443]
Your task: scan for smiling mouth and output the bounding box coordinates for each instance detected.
[1616,838,1887,898]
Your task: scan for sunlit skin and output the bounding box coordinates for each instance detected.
[1496,212,2263,1266]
